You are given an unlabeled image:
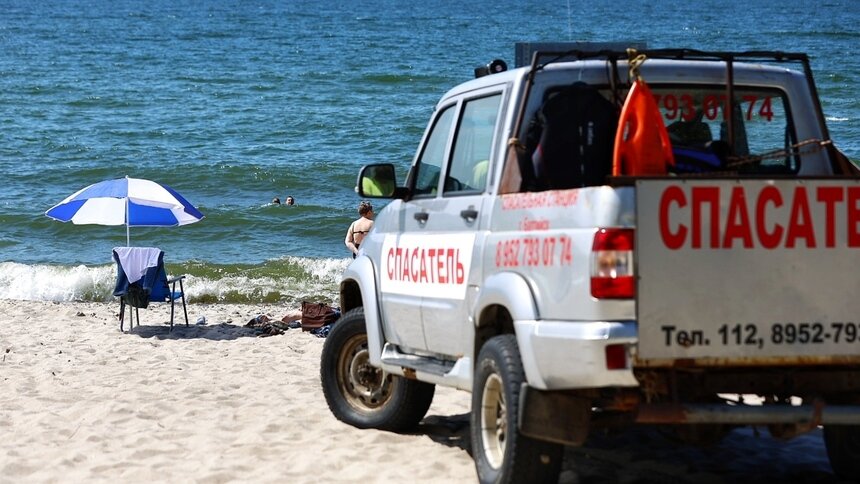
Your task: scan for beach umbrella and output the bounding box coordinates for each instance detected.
[45,176,204,246]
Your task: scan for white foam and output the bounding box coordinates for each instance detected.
[185,256,350,304]
[0,257,351,304]
[284,255,351,283]
[0,262,116,302]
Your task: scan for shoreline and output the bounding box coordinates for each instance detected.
[0,259,346,306]
[0,299,843,482]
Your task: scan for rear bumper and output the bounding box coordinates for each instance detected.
[514,320,638,390]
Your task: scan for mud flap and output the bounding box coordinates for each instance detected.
[518,383,590,446]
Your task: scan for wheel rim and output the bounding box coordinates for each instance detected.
[480,372,506,469]
[337,333,394,411]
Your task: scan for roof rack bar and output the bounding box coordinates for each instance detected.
[529,49,810,68]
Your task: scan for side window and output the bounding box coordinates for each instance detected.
[444,94,502,194]
[412,106,455,197]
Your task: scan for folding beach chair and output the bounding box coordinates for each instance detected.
[112,247,188,332]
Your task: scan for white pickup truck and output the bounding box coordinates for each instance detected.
[320,49,860,483]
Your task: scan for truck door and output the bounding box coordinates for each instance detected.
[417,90,504,357]
[378,103,457,352]
[380,88,504,355]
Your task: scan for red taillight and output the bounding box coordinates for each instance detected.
[591,228,635,299]
[605,344,628,370]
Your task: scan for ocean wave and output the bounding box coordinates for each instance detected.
[0,256,348,305]
[0,262,116,302]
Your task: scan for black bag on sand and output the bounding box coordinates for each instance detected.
[301,301,339,332]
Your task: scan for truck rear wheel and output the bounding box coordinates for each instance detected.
[320,307,435,431]
[471,335,563,484]
[824,425,860,480]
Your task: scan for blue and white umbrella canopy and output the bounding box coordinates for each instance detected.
[46,176,204,245]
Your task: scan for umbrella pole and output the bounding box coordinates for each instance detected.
[125,194,130,246]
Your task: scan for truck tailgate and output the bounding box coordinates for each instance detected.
[636,178,860,366]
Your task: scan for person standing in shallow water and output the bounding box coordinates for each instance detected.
[345,201,373,258]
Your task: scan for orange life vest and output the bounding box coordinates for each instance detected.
[612,79,675,176]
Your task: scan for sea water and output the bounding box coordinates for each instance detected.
[1,0,858,303]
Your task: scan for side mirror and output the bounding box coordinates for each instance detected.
[356,163,400,198]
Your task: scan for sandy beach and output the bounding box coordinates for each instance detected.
[0,299,850,483]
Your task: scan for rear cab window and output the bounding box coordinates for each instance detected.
[649,85,797,174]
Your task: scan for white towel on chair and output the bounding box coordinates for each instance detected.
[114,247,161,284]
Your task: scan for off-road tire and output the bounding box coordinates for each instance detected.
[470,334,563,484]
[824,425,860,480]
[320,307,435,431]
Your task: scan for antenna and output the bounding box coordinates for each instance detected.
[567,0,572,41]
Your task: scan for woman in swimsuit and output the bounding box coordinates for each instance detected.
[345,201,374,258]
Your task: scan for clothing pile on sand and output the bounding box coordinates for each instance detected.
[245,314,297,336]
[245,306,340,338]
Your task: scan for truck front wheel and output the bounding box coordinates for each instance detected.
[824,425,860,480]
[320,307,435,432]
[471,335,563,484]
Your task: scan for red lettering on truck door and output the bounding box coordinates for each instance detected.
[387,248,396,280]
[410,248,419,282]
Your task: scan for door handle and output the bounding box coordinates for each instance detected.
[460,208,478,221]
[414,212,429,223]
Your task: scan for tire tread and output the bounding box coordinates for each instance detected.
[471,334,563,484]
[320,307,435,432]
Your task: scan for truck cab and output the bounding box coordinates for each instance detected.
[321,49,860,483]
